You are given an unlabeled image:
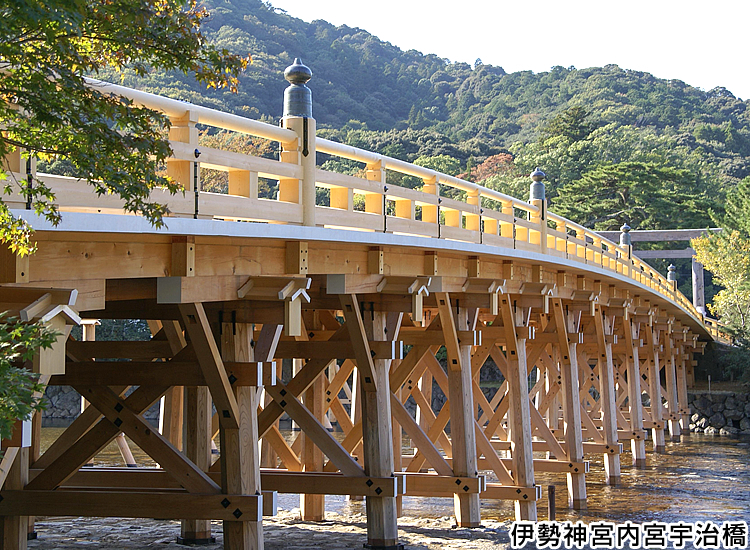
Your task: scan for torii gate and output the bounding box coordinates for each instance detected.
[597,228,723,316]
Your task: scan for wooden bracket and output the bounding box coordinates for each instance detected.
[286,241,308,274]
[171,236,195,277]
[424,251,438,276]
[179,303,240,429]
[467,256,480,278]
[339,295,378,391]
[0,245,29,283]
[238,277,311,337]
[462,278,505,315]
[368,246,384,275]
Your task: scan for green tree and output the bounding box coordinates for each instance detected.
[552,161,712,231]
[1,0,249,254]
[721,176,750,236]
[692,231,750,380]
[539,106,594,143]
[414,154,462,176]
[0,315,58,441]
[0,0,247,443]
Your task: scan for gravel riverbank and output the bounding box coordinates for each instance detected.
[27,511,512,550]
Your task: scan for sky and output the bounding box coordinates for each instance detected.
[267,0,750,100]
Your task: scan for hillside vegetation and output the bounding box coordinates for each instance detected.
[93,0,750,235]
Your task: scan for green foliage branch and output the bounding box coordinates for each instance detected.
[0,314,58,442]
[0,0,249,254]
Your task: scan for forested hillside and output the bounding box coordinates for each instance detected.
[98,0,750,237]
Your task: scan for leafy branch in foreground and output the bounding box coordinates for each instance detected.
[0,314,59,441]
[0,0,250,253]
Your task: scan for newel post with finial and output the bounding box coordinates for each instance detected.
[528,167,548,252]
[619,223,632,276]
[280,58,316,226]
[667,264,678,294]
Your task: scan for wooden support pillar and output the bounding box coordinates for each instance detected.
[180,303,247,546]
[1,447,29,550]
[645,323,666,452]
[341,296,400,550]
[392,380,404,517]
[160,387,184,451]
[416,370,433,433]
[160,320,187,452]
[436,294,481,528]
[676,348,691,435]
[623,318,647,467]
[499,296,537,521]
[221,321,263,549]
[300,361,327,521]
[593,305,621,485]
[551,299,586,509]
[345,365,365,502]
[27,404,42,540]
[179,385,213,544]
[260,387,278,468]
[664,334,681,442]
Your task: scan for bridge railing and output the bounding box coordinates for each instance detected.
[2,79,732,342]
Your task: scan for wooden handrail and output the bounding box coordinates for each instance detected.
[4,80,731,342]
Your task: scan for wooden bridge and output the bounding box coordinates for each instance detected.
[0,60,729,550]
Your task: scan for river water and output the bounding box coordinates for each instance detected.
[40,429,750,525]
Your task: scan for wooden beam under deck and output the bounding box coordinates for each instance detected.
[0,490,261,522]
[28,468,400,498]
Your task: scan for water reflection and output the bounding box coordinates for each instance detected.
[40,428,750,523]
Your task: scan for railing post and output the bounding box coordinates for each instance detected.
[281,58,316,227]
[592,236,603,266]
[500,199,514,239]
[667,264,678,302]
[167,110,201,218]
[619,224,632,277]
[366,160,386,229]
[1,143,33,209]
[556,220,567,254]
[528,168,547,253]
[421,177,439,227]
[575,228,586,260]
[466,190,481,237]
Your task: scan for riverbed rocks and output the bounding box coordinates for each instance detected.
[27,511,512,550]
[688,391,750,435]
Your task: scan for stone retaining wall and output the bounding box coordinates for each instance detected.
[42,386,160,422]
[688,390,750,435]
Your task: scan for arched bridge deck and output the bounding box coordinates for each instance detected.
[0,69,728,550]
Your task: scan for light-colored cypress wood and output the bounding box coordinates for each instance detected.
[593,305,621,485]
[499,296,537,521]
[0,447,29,550]
[644,322,666,452]
[623,317,647,467]
[27,385,167,491]
[675,343,691,435]
[663,333,682,442]
[181,384,213,543]
[361,308,400,548]
[76,385,219,494]
[551,299,587,509]
[436,295,481,528]
[221,321,263,550]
